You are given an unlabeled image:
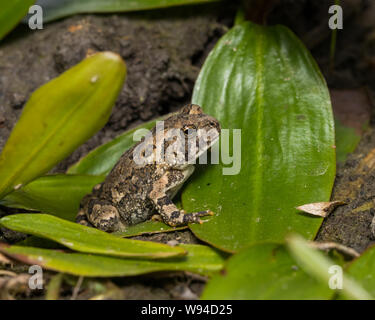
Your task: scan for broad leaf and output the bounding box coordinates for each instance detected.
[0,244,225,277]
[0,0,35,40]
[182,21,336,252]
[36,0,220,23]
[0,174,104,221]
[0,52,126,199]
[68,118,159,176]
[202,242,333,299]
[0,214,185,259]
[287,234,372,300]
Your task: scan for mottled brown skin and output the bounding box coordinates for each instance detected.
[76,104,221,232]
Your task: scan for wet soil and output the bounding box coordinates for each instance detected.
[0,4,231,171]
[0,3,234,300]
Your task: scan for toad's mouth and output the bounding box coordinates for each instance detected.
[182,133,220,166]
[197,133,220,156]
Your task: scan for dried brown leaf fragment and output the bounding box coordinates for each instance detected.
[297,201,345,218]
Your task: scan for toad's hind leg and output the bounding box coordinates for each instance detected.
[75,208,93,227]
[76,194,94,227]
[76,194,122,232]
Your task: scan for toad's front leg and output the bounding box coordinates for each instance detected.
[148,173,213,227]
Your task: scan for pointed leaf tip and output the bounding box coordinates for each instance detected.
[0,52,126,199]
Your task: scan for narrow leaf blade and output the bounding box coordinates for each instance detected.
[287,234,372,300]
[0,244,225,277]
[0,214,186,259]
[0,0,35,40]
[0,174,105,221]
[0,52,126,199]
[38,0,220,23]
[345,245,375,299]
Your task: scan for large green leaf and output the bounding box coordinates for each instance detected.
[0,214,185,259]
[182,21,336,252]
[202,242,333,299]
[0,0,35,40]
[345,245,375,298]
[0,52,126,200]
[68,118,159,176]
[39,0,220,23]
[0,174,105,221]
[287,235,372,300]
[0,244,225,277]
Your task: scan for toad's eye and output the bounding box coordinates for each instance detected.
[183,125,196,135]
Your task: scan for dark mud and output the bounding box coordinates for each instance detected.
[266,0,375,253]
[0,4,231,172]
[317,128,375,253]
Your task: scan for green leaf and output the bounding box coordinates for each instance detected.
[68,118,159,176]
[0,174,105,221]
[0,52,126,200]
[16,236,64,249]
[0,0,35,41]
[287,234,372,300]
[334,118,361,164]
[40,0,220,23]
[114,220,187,237]
[202,242,333,299]
[45,273,64,300]
[345,245,375,298]
[234,8,245,25]
[0,214,186,259]
[182,21,336,252]
[0,244,225,277]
